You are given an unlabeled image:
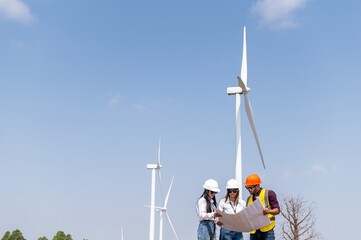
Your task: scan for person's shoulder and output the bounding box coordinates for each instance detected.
[266,189,277,195]
[263,188,276,194]
[265,189,278,199]
[237,199,246,207]
[197,197,206,203]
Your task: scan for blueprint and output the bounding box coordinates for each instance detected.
[217,198,271,232]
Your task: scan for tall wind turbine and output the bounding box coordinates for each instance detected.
[121,226,124,240]
[227,26,265,196]
[147,139,162,240]
[156,176,179,240]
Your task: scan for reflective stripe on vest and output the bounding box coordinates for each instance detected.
[246,188,276,233]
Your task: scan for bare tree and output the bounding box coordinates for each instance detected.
[280,195,322,240]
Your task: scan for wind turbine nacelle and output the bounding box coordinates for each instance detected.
[155,207,167,211]
[147,164,159,169]
[227,87,244,95]
[227,86,251,95]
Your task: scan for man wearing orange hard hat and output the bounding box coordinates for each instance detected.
[244,174,280,240]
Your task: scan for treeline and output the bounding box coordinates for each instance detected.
[1,229,85,240]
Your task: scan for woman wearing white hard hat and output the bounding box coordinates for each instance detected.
[196,179,222,240]
[218,179,246,240]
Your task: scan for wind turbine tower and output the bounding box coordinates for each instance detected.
[147,162,159,240]
[227,26,265,197]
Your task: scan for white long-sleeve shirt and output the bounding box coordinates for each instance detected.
[218,197,246,214]
[196,197,217,221]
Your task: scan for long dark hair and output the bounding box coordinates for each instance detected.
[199,189,217,213]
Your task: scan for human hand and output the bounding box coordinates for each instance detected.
[263,208,270,215]
[214,211,222,218]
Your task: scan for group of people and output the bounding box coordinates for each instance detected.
[196,174,280,240]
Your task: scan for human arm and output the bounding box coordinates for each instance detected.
[216,210,223,226]
[196,198,221,220]
[263,207,280,215]
[263,190,280,216]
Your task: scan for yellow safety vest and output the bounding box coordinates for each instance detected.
[246,188,276,233]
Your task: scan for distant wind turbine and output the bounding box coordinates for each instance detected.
[156,176,179,240]
[227,26,265,196]
[121,226,124,240]
[146,140,179,240]
[146,139,162,240]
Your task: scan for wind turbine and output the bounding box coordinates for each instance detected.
[146,139,162,240]
[121,226,124,240]
[156,176,179,240]
[146,139,178,240]
[227,26,265,196]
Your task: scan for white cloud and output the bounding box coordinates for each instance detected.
[283,169,295,179]
[107,93,149,112]
[310,163,328,174]
[107,94,122,108]
[310,163,337,174]
[283,163,337,179]
[0,0,33,24]
[251,0,308,29]
[10,39,26,48]
[132,102,146,111]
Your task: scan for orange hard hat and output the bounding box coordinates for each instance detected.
[244,174,262,185]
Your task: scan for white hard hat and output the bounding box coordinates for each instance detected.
[203,179,220,193]
[226,179,239,189]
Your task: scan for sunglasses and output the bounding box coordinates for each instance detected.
[245,185,257,190]
[208,190,218,194]
[228,189,239,193]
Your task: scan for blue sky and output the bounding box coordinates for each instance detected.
[1,0,361,239]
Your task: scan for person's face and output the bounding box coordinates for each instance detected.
[207,190,217,199]
[245,185,258,195]
[228,188,239,197]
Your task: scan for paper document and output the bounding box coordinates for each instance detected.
[218,198,271,232]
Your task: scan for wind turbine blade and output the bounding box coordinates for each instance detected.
[157,137,161,167]
[237,76,247,93]
[146,204,164,212]
[157,137,165,199]
[239,26,247,88]
[158,171,165,200]
[165,212,179,240]
[164,176,174,207]
[244,93,266,169]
